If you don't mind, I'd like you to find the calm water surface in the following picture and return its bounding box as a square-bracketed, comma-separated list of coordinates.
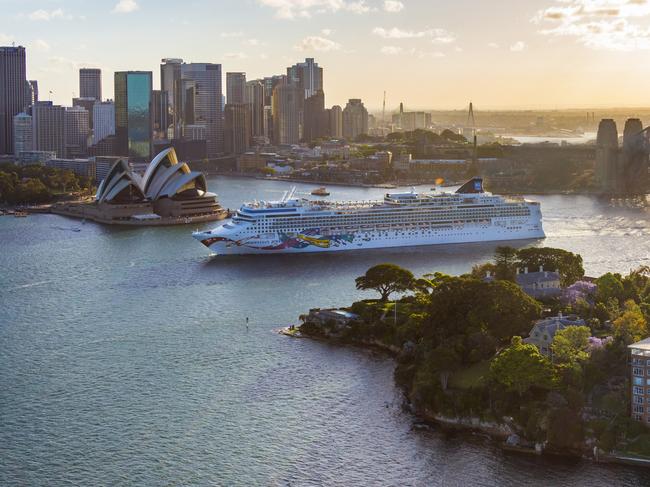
[2, 177, 650, 486]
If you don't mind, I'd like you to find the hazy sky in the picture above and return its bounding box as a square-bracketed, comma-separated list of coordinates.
[3, 0, 650, 110]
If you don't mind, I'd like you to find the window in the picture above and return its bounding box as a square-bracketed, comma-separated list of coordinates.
[634, 386, 645, 395]
[634, 368, 644, 377]
[633, 405, 645, 413]
[634, 395, 645, 404]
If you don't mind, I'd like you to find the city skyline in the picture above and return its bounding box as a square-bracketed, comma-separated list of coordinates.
[4, 0, 650, 110]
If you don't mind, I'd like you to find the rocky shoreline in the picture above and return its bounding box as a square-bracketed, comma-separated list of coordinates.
[281, 325, 650, 467]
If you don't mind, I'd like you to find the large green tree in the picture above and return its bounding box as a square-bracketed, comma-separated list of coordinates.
[551, 325, 591, 365]
[494, 246, 518, 281]
[355, 264, 415, 301]
[613, 300, 648, 345]
[490, 336, 554, 396]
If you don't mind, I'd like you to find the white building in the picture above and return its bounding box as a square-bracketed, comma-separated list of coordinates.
[13, 112, 32, 156]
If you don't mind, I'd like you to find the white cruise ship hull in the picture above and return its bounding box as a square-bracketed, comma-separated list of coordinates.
[193, 221, 545, 255]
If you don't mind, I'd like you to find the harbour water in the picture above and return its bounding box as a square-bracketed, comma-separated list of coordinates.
[2, 177, 650, 486]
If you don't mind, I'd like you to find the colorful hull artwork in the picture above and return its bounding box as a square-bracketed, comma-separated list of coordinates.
[200, 230, 355, 251]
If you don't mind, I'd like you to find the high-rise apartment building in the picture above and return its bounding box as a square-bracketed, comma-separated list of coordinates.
[65, 105, 90, 158]
[13, 112, 32, 156]
[287, 58, 323, 99]
[79, 68, 102, 100]
[226, 72, 246, 104]
[32, 101, 66, 158]
[342, 99, 368, 141]
[329, 105, 343, 139]
[114, 71, 152, 160]
[0, 46, 27, 155]
[224, 103, 251, 155]
[272, 83, 301, 145]
[245, 80, 265, 138]
[72, 97, 96, 130]
[180, 63, 223, 157]
[93, 101, 115, 144]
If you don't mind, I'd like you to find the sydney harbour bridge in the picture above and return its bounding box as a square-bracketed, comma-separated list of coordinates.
[596, 118, 650, 195]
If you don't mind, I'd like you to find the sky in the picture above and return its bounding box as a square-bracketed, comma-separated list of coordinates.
[3, 0, 650, 110]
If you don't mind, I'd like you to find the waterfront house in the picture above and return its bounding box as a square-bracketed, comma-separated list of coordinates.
[629, 338, 650, 425]
[484, 266, 562, 299]
[302, 308, 359, 331]
[516, 267, 562, 299]
[524, 313, 586, 357]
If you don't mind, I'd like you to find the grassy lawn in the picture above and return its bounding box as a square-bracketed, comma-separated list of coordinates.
[449, 360, 491, 390]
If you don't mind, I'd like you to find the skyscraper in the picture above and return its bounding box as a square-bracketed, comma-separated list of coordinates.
[152, 90, 168, 139]
[342, 99, 368, 141]
[180, 63, 223, 157]
[224, 103, 251, 155]
[272, 83, 301, 145]
[226, 72, 246, 104]
[303, 90, 327, 143]
[0, 46, 27, 155]
[329, 105, 343, 139]
[245, 80, 265, 138]
[79, 68, 102, 100]
[114, 71, 152, 160]
[160, 58, 183, 138]
[32, 101, 66, 157]
[93, 101, 115, 144]
[13, 112, 32, 156]
[287, 58, 323, 99]
[65, 105, 90, 158]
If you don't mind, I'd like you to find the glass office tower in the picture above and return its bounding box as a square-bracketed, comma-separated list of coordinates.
[114, 71, 152, 160]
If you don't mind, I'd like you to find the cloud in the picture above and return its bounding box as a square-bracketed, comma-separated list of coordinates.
[510, 41, 526, 51]
[321, 28, 333, 36]
[243, 38, 264, 46]
[380, 45, 403, 55]
[225, 52, 248, 59]
[535, 0, 650, 50]
[112, 0, 139, 14]
[221, 31, 244, 38]
[27, 8, 70, 21]
[373, 26, 455, 43]
[381, 46, 445, 58]
[383, 0, 404, 12]
[487, 42, 499, 48]
[33, 39, 51, 52]
[295, 35, 342, 51]
[257, 0, 371, 19]
[0, 33, 14, 44]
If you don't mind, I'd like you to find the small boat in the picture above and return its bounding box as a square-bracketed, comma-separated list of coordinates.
[14, 211, 28, 218]
[311, 187, 330, 197]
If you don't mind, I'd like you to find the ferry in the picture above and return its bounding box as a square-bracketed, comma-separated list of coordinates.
[311, 187, 330, 197]
[192, 178, 545, 255]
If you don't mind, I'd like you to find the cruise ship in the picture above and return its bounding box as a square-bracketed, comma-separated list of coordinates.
[192, 178, 544, 255]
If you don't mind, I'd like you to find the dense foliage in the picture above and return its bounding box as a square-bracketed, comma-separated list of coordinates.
[0, 163, 93, 204]
[302, 246, 650, 456]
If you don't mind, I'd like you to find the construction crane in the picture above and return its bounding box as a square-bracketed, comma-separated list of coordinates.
[382, 91, 386, 128]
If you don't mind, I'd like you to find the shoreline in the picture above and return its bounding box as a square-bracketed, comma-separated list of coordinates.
[279, 325, 650, 468]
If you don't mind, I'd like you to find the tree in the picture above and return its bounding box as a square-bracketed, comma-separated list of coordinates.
[428, 345, 461, 391]
[490, 336, 554, 396]
[595, 273, 625, 305]
[552, 325, 591, 365]
[494, 246, 518, 281]
[517, 247, 584, 287]
[613, 300, 648, 345]
[355, 264, 415, 302]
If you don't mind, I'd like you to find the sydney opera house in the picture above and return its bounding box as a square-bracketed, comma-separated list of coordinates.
[54, 148, 227, 225]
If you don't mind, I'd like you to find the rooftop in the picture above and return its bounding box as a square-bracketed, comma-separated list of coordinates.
[629, 337, 650, 351]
